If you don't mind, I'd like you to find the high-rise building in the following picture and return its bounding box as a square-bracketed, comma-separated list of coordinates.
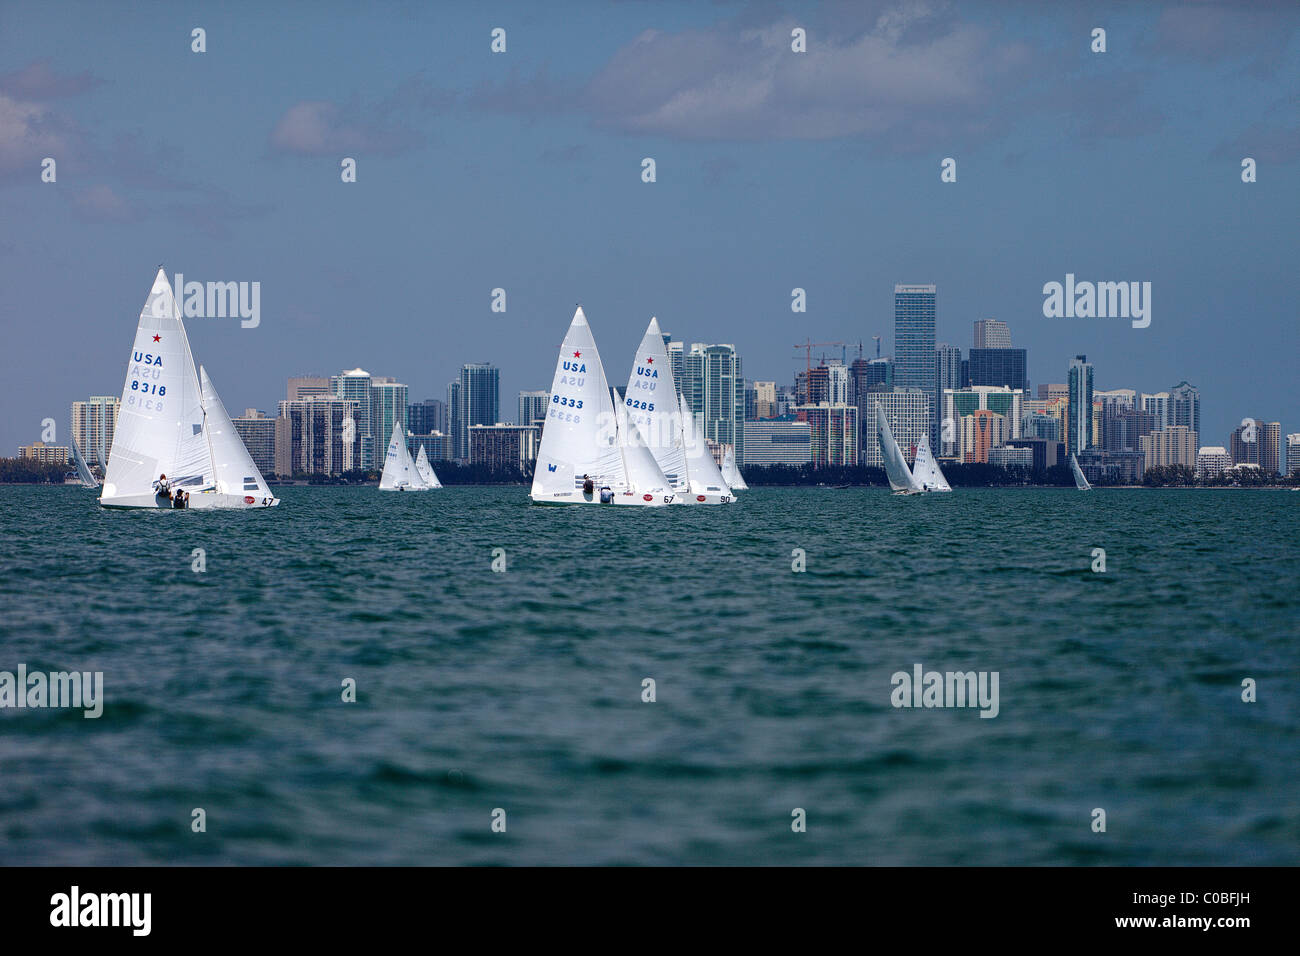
[451, 364, 500, 461]
[863, 390, 930, 468]
[231, 409, 280, 477]
[1141, 426, 1198, 472]
[1067, 355, 1094, 455]
[1230, 419, 1282, 474]
[407, 432, 449, 462]
[942, 386, 1023, 457]
[1169, 381, 1200, 437]
[743, 419, 811, 466]
[408, 399, 448, 437]
[1141, 392, 1170, 431]
[1101, 404, 1156, 453]
[958, 409, 1011, 464]
[973, 318, 1011, 349]
[1287, 434, 1300, 478]
[751, 382, 777, 420]
[287, 376, 331, 401]
[1196, 447, 1232, 479]
[796, 403, 858, 467]
[278, 397, 362, 475]
[935, 345, 963, 441]
[469, 423, 539, 471]
[1038, 383, 1068, 403]
[894, 284, 936, 443]
[988, 445, 1032, 469]
[370, 379, 409, 457]
[968, 348, 1028, 392]
[332, 368, 374, 468]
[1095, 388, 1137, 410]
[827, 364, 849, 406]
[678, 343, 744, 466]
[71, 395, 119, 468]
[517, 390, 549, 430]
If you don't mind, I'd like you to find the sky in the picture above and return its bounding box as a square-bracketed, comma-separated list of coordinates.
[1, 0, 1297, 455]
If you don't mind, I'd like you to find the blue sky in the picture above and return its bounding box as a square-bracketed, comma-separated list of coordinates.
[1, 0, 1297, 454]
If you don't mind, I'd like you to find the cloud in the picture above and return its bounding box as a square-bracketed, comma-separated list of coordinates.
[1148, 1, 1299, 78]
[0, 92, 79, 179]
[269, 99, 423, 156]
[68, 184, 136, 222]
[0, 58, 102, 100]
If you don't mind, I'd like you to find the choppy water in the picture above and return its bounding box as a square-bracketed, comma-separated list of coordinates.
[1, 485, 1297, 865]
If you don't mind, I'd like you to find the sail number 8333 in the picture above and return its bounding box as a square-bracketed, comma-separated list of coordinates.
[550, 393, 584, 424]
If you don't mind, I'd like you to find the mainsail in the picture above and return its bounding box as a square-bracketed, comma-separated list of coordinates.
[414, 444, 442, 489]
[379, 420, 425, 490]
[876, 403, 922, 493]
[911, 433, 951, 492]
[530, 307, 625, 504]
[1070, 453, 1092, 491]
[70, 436, 98, 487]
[721, 444, 748, 491]
[613, 388, 673, 504]
[624, 317, 689, 494]
[679, 394, 732, 502]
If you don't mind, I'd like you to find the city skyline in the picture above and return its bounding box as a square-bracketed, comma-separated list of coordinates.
[1, 2, 1297, 459]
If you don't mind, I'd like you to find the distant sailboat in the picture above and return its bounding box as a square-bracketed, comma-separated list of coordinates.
[414, 444, 442, 489]
[530, 307, 670, 506]
[911, 433, 951, 492]
[100, 268, 278, 509]
[379, 421, 428, 491]
[875, 403, 923, 494]
[721, 444, 748, 492]
[1070, 453, 1092, 491]
[70, 436, 98, 487]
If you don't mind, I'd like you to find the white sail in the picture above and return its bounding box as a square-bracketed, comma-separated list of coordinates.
[414, 444, 442, 489]
[720, 444, 748, 491]
[1070, 453, 1092, 491]
[70, 436, 98, 487]
[911, 433, 951, 492]
[199, 366, 274, 501]
[614, 389, 673, 505]
[624, 317, 689, 493]
[876, 402, 922, 493]
[101, 268, 215, 507]
[679, 393, 732, 502]
[379, 420, 424, 490]
[530, 307, 626, 504]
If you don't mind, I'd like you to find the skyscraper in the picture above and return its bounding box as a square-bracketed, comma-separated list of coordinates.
[287, 376, 331, 401]
[895, 284, 937, 443]
[408, 398, 448, 437]
[1286, 434, 1300, 477]
[968, 348, 1028, 392]
[517, 390, 549, 430]
[863, 390, 929, 468]
[935, 344, 963, 443]
[1230, 420, 1282, 474]
[71, 396, 119, 468]
[332, 368, 374, 467]
[1169, 381, 1201, 437]
[697, 344, 744, 465]
[370, 379, 409, 456]
[278, 397, 362, 475]
[1067, 355, 1094, 455]
[452, 363, 500, 461]
[973, 319, 1011, 349]
[231, 409, 280, 477]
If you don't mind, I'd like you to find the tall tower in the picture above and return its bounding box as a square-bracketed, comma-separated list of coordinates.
[455, 363, 500, 461]
[973, 319, 1011, 349]
[895, 284, 937, 443]
[1067, 355, 1094, 455]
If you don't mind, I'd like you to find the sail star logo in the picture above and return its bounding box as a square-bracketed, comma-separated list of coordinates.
[573, 351, 581, 358]
[645, 357, 652, 363]
[152, 335, 160, 342]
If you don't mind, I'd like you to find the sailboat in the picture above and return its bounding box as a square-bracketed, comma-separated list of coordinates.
[70, 436, 99, 487]
[100, 268, 279, 509]
[378, 421, 429, 491]
[1069, 453, 1092, 491]
[721, 444, 748, 492]
[414, 444, 442, 489]
[613, 389, 676, 504]
[530, 307, 672, 506]
[875, 403, 923, 495]
[910, 433, 951, 492]
[679, 394, 733, 504]
[623, 316, 729, 505]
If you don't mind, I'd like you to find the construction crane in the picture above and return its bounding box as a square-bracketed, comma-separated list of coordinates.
[792, 339, 847, 375]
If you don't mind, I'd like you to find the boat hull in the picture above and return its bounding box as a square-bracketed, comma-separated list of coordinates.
[672, 490, 733, 505]
[99, 491, 280, 509]
[529, 490, 673, 507]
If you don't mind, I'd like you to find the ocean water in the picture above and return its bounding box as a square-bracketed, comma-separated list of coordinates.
[0, 485, 1296, 866]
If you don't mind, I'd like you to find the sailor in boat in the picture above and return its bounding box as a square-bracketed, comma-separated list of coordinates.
[582, 474, 594, 495]
[599, 486, 614, 504]
[153, 473, 173, 503]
